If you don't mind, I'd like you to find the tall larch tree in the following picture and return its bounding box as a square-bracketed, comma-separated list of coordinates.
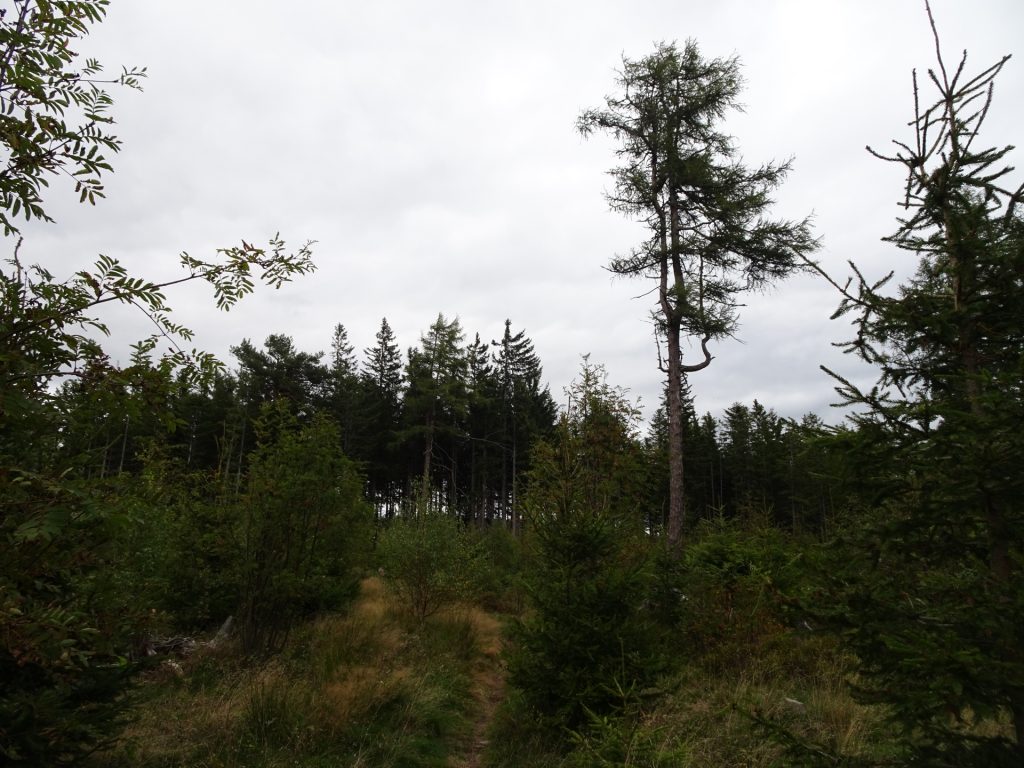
[579, 41, 817, 553]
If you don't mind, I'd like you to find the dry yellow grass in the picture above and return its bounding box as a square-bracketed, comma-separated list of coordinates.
[320, 665, 413, 729]
[109, 575, 498, 767]
[451, 604, 502, 659]
[354, 576, 388, 617]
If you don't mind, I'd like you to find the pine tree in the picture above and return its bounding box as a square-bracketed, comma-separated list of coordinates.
[231, 334, 327, 415]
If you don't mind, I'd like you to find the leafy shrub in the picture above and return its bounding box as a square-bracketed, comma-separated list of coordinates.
[0, 471, 142, 765]
[237, 405, 371, 654]
[377, 513, 484, 623]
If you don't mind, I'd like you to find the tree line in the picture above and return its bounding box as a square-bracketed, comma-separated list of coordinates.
[74, 311, 849, 536]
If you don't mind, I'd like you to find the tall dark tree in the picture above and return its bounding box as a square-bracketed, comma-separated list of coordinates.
[227, 335, 326, 487]
[748, 401, 789, 522]
[360, 318, 404, 517]
[327, 323, 360, 454]
[168, 369, 238, 472]
[808, 8, 1024, 762]
[464, 332, 501, 525]
[362, 318, 404, 397]
[579, 41, 818, 553]
[722, 403, 758, 517]
[492, 320, 556, 531]
[403, 314, 468, 512]
[721, 401, 788, 519]
[784, 414, 847, 534]
[232, 334, 327, 413]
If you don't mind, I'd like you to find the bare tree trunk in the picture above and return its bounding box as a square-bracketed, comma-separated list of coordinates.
[664, 321, 685, 553]
[662, 191, 713, 555]
[117, 414, 129, 474]
[657, 182, 686, 555]
[420, 399, 436, 513]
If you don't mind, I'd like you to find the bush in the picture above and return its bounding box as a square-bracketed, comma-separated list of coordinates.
[377, 513, 484, 622]
[237, 406, 371, 654]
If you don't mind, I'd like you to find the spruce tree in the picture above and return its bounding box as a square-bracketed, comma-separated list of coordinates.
[510, 358, 655, 731]
[360, 318, 404, 517]
[492, 320, 556, 532]
[327, 323, 360, 454]
[464, 332, 501, 525]
[809, 7, 1024, 762]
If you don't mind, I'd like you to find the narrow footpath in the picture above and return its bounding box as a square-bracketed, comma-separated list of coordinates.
[450, 609, 506, 768]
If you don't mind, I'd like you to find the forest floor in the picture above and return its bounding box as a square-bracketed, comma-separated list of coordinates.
[101, 576, 504, 768]
[449, 606, 506, 768]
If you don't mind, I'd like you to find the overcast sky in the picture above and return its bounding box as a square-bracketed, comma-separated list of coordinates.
[19, 0, 1024, 426]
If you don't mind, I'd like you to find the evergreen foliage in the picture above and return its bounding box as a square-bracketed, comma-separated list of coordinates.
[579, 40, 818, 551]
[404, 314, 469, 510]
[490, 320, 557, 531]
[360, 318, 405, 517]
[5, 3, 1020, 763]
[805, 9, 1024, 762]
[509, 359, 658, 734]
[464, 332, 502, 526]
[327, 323, 361, 454]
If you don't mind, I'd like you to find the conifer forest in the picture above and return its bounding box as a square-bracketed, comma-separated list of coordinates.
[1, 2, 1022, 766]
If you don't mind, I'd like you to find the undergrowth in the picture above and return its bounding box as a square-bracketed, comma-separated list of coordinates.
[484, 521, 895, 767]
[100, 577, 483, 768]
[486, 631, 890, 768]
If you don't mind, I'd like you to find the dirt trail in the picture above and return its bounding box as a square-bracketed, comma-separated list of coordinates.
[450, 610, 507, 768]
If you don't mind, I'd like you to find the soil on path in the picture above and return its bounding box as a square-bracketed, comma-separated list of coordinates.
[449, 609, 507, 768]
